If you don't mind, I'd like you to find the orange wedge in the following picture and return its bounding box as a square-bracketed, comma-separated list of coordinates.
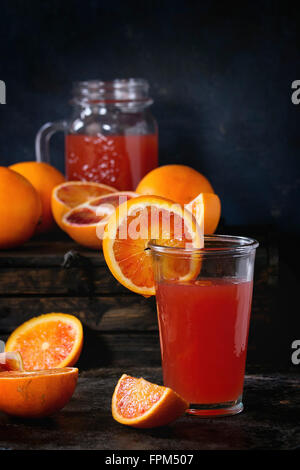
[0, 352, 24, 372]
[5, 313, 83, 370]
[51, 181, 117, 229]
[61, 191, 138, 249]
[112, 374, 189, 428]
[103, 195, 203, 296]
[186, 192, 221, 234]
[0, 367, 78, 418]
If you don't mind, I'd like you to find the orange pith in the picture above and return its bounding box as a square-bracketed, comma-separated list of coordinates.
[61, 191, 138, 249]
[0, 367, 78, 418]
[112, 374, 189, 428]
[51, 181, 117, 229]
[187, 192, 221, 234]
[5, 313, 83, 370]
[103, 195, 203, 296]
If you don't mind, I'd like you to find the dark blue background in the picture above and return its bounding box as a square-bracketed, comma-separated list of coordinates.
[0, 0, 299, 234]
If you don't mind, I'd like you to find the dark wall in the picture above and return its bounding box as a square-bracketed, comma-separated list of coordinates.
[0, 0, 299, 233]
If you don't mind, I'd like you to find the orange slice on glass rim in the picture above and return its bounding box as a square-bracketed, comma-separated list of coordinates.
[5, 313, 83, 370]
[112, 374, 189, 428]
[186, 192, 221, 234]
[61, 191, 138, 249]
[51, 181, 117, 229]
[102, 195, 203, 296]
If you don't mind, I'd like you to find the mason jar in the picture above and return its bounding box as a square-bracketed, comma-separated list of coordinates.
[35, 79, 158, 190]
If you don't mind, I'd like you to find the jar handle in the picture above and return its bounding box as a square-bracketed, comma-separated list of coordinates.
[35, 121, 68, 164]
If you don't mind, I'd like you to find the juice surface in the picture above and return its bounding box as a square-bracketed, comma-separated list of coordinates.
[155, 278, 253, 404]
[65, 134, 158, 190]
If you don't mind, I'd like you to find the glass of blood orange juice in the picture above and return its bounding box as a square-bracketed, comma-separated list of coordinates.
[36, 79, 158, 190]
[150, 235, 259, 417]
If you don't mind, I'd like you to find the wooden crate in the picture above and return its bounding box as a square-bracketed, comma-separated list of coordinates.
[0, 228, 280, 371]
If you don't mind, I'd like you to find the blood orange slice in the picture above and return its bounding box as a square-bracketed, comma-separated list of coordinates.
[51, 181, 117, 229]
[112, 374, 189, 428]
[5, 313, 83, 370]
[186, 192, 221, 234]
[61, 191, 138, 249]
[103, 195, 203, 296]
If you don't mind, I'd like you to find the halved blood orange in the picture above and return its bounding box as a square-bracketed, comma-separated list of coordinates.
[0, 367, 78, 418]
[5, 313, 83, 370]
[112, 374, 189, 428]
[186, 192, 221, 234]
[102, 195, 203, 296]
[0, 352, 24, 372]
[51, 181, 117, 229]
[61, 191, 138, 249]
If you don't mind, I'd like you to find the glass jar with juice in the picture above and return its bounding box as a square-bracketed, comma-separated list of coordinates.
[35, 79, 158, 190]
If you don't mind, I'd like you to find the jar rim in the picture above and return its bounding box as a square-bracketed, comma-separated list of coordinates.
[149, 234, 259, 257]
[74, 78, 149, 90]
[72, 78, 152, 105]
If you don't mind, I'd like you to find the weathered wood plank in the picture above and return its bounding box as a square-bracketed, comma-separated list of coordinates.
[0, 228, 277, 297]
[0, 295, 158, 332]
[0, 289, 279, 370]
[78, 333, 162, 368]
[0, 290, 274, 332]
[0, 230, 271, 268]
[0, 266, 129, 295]
[0, 261, 276, 295]
[0, 239, 106, 267]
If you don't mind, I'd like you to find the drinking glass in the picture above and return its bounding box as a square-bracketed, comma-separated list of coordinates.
[150, 235, 259, 417]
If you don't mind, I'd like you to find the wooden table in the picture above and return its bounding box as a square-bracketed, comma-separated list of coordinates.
[0, 368, 298, 450]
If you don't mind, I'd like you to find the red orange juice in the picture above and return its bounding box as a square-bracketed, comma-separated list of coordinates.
[65, 134, 158, 190]
[156, 278, 253, 406]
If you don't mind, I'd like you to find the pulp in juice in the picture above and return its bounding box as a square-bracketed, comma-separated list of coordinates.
[65, 133, 158, 190]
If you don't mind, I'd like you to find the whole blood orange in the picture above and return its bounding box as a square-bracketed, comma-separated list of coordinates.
[10, 161, 66, 234]
[112, 374, 189, 428]
[136, 164, 214, 206]
[0, 368, 78, 418]
[51, 181, 117, 229]
[5, 313, 83, 370]
[0, 167, 41, 249]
